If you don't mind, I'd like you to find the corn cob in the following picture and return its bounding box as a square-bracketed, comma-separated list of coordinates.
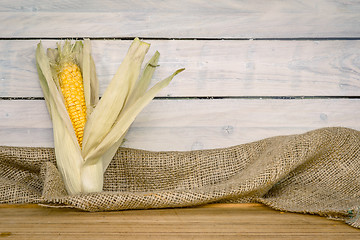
[59, 61, 87, 148]
[36, 38, 184, 195]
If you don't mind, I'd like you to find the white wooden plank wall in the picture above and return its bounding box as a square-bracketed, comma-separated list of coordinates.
[1, 0, 360, 38]
[0, 0, 359, 151]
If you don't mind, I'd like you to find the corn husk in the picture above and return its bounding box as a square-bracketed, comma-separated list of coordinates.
[36, 38, 184, 195]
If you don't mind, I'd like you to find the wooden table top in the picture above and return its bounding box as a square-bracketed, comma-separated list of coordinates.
[1, 203, 359, 239]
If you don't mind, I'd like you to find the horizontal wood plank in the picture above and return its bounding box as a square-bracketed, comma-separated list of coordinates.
[0, 203, 358, 239]
[1, 40, 360, 98]
[0, 99, 359, 150]
[1, 0, 360, 38]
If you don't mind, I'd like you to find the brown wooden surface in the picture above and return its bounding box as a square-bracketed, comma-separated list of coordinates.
[0, 203, 359, 239]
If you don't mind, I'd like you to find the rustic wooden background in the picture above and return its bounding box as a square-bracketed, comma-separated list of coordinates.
[1, 0, 360, 238]
[0, 0, 360, 151]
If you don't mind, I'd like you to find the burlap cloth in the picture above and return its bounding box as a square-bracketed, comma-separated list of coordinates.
[1, 127, 360, 228]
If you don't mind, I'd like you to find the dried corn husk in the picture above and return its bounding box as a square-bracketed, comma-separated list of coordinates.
[36, 38, 184, 195]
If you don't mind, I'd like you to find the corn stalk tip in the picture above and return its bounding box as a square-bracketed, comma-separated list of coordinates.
[175, 68, 185, 74]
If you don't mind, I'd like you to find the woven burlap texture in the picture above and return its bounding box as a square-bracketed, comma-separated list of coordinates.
[1, 127, 360, 228]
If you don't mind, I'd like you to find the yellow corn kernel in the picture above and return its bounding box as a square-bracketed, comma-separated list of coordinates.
[59, 62, 87, 148]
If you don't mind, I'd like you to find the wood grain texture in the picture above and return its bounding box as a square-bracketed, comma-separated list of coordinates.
[1, 40, 360, 98]
[1, 99, 359, 150]
[0, 203, 358, 239]
[1, 0, 360, 38]
[1, 0, 360, 236]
